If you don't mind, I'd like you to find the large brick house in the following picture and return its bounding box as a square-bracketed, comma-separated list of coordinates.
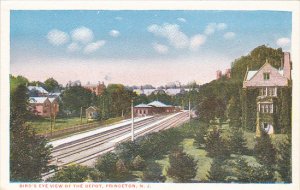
[29, 97, 59, 117]
[83, 82, 106, 96]
[243, 52, 291, 136]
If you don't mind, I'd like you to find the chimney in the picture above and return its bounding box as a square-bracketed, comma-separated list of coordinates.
[283, 52, 291, 80]
[216, 70, 222, 80]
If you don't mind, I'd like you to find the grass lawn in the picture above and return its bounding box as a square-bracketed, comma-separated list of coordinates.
[181, 138, 212, 182]
[155, 138, 212, 182]
[27, 116, 123, 134]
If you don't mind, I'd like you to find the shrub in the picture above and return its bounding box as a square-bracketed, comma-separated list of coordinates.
[142, 162, 166, 182]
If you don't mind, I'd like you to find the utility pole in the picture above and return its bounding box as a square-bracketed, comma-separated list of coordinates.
[50, 102, 53, 137]
[189, 98, 191, 119]
[80, 107, 83, 124]
[131, 99, 134, 141]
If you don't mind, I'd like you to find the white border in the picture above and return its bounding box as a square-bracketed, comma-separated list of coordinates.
[1, 1, 300, 190]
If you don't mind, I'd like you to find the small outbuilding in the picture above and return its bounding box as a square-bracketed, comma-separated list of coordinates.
[86, 106, 99, 121]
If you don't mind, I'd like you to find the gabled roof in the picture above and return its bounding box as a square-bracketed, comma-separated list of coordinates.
[243, 62, 288, 88]
[147, 100, 169, 108]
[29, 97, 49, 104]
[27, 86, 49, 94]
[48, 97, 58, 103]
[86, 106, 99, 111]
[134, 103, 152, 108]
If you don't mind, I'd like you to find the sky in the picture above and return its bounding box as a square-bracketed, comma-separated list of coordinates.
[10, 10, 292, 87]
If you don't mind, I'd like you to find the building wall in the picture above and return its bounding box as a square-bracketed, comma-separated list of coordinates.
[243, 64, 288, 88]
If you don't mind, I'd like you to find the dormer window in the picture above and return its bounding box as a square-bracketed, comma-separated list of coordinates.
[263, 72, 270, 80]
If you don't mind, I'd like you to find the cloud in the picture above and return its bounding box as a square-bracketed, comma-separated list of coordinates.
[223, 32, 236, 40]
[84, 40, 106, 54]
[177, 18, 186, 23]
[152, 43, 169, 54]
[276, 37, 290, 47]
[204, 23, 227, 35]
[147, 23, 189, 49]
[190, 34, 207, 51]
[71, 26, 94, 44]
[47, 29, 69, 46]
[67, 42, 81, 52]
[109, 30, 120, 37]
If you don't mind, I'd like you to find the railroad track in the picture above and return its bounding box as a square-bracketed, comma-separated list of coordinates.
[42, 111, 189, 180]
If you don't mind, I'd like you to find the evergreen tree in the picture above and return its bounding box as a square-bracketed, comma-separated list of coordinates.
[10, 85, 54, 182]
[167, 148, 197, 182]
[194, 124, 208, 148]
[94, 152, 118, 181]
[205, 128, 230, 158]
[142, 162, 166, 182]
[48, 165, 101, 182]
[207, 158, 227, 182]
[227, 96, 242, 129]
[132, 155, 146, 170]
[228, 128, 248, 155]
[254, 131, 276, 168]
[114, 159, 130, 181]
[254, 131, 276, 181]
[234, 157, 274, 183]
[276, 136, 292, 183]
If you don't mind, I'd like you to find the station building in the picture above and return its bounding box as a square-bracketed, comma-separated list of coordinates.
[134, 100, 177, 116]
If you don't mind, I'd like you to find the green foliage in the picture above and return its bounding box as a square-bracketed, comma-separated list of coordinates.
[10, 85, 54, 182]
[194, 124, 208, 148]
[115, 141, 140, 165]
[131, 155, 146, 170]
[10, 75, 29, 93]
[48, 165, 101, 182]
[44, 77, 60, 92]
[228, 128, 248, 155]
[278, 87, 292, 134]
[227, 96, 242, 129]
[231, 45, 283, 81]
[242, 89, 259, 131]
[115, 159, 131, 181]
[207, 158, 227, 182]
[61, 86, 93, 115]
[94, 152, 118, 181]
[276, 136, 292, 183]
[233, 157, 274, 183]
[254, 131, 276, 171]
[142, 162, 165, 182]
[205, 128, 230, 159]
[167, 148, 197, 182]
[196, 96, 226, 122]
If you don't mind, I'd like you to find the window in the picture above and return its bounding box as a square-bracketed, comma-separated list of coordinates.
[259, 103, 273, 113]
[263, 72, 270, 80]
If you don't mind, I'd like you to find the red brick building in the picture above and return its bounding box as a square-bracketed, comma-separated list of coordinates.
[29, 97, 59, 117]
[83, 82, 106, 96]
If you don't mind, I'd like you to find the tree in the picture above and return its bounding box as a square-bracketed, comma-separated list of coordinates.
[115, 141, 140, 166]
[10, 85, 54, 182]
[207, 158, 227, 182]
[94, 152, 118, 181]
[254, 131, 276, 168]
[61, 85, 93, 115]
[205, 128, 230, 158]
[44, 77, 60, 92]
[227, 96, 242, 129]
[132, 155, 146, 170]
[276, 136, 292, 182]
[194, 124, 208, 148]
[228, 128, 248, 155]
[234, 157, 274, 183]
[167, 148, 197, 182]
[114, 159, 131, 181]
[196, 96, 226, 122]
[48, 165, 101, 182]
[10, 75, 29, 93]
[142, 162, 166, 182]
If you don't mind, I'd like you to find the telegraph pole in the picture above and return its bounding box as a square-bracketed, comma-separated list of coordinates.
[189, 98, 191, 119]
[80, 107, 83, 124]
[131, 99, 134, 141]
